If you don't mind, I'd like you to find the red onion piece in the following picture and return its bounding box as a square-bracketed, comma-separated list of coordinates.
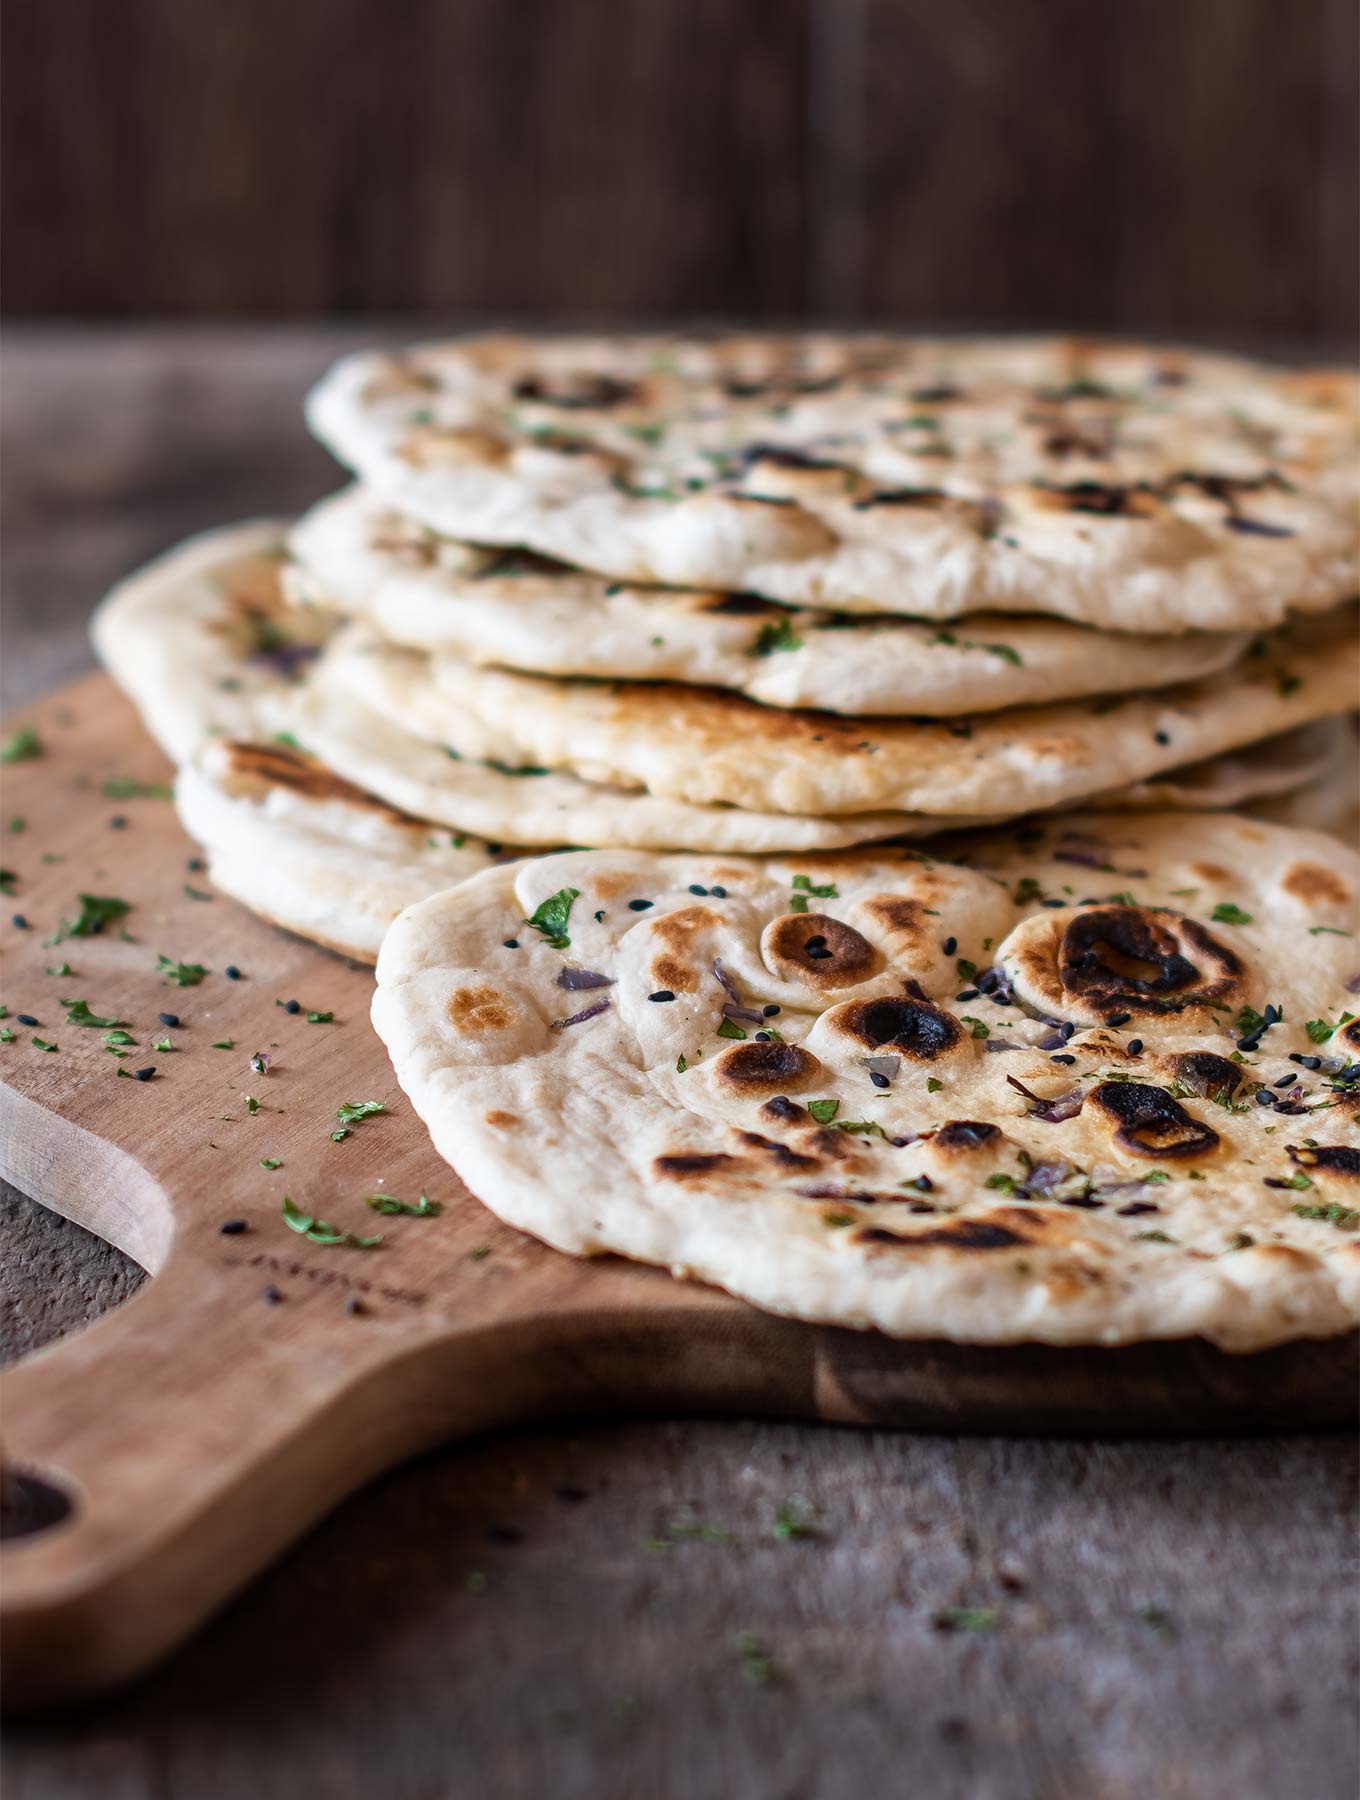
[712, 958, 743, 1003]
[1006, 1072, 1084, 1122]
[722, 1001, 766, 1025]
[556, 967, 615, 991]
[553, 999, 611, 1030]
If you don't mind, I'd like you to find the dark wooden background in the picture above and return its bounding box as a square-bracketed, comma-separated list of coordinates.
[4, 0, 1356, 342]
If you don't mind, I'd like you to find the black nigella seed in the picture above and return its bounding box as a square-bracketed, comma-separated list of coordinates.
[555, 1484, 589, 1504]
[710, 886, 727, 898]
[262, 1284, 284, 1305]
[158, 1012, 180, 1028]
[133, 1066, 155, 1081]
[755, 1031, 772, 1041]
[12, 915, 28, 930]
[1290, 1053, 1322, 1070]
[284, 999, 301, 1014]
[762, 1004, 781, 1017]
[807, 946, 833, 960]
[869, 1071, 891, 1089]
[218, 1219, 247, 1235]
[484, 843, 503, 856]
[905, 1175, 934, 1193]
[804, 934, 827, 949]
[1104, 1012, 1132, 1028]
[628, 899, 653, 912]
[1127, 1038, 1144, 1055]
[108, 815, 127, 829]
[16, 1013, 38, 1026]
[1040, 898, 1066, 909]
[1116, 1201, 1159, 1216]
[1154, 731, 1170, 746]
[503, 938, 519, 949]
[1236, 1036, 1261, 1053]
[187, 857, 205, 872]
[345, 1295, 366, 1316]
[1049, 1053, 1077, 1065]
[1274, 1072, 1298, 1087]
[648, 990, 676, 1003]
[955, 989, 979, 1002]
[688, 884, 708, 896]
[225, 965, 242, 980]
[941, 936, 957, 956]
[1254, 1089, 1274, 1106]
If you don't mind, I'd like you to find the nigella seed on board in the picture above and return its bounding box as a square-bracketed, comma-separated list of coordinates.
[159, 1012, 180, 1028]
[16, 1013, 38, 1026]
[262, 1284, 284, 1304]
[503, 938, 519, 949]
[218, 1219, 247, 1235]
[12, 915, 28, 930]
[225, 965, 242, 980]
[133, 1066, 155, 1081]
[284, 999, 301, 1014]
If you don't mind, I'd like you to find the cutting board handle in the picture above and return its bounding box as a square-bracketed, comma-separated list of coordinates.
[0, 1237, 552, 1709]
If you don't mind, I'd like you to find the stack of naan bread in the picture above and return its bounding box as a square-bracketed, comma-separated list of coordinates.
[94, 335, 1360, 1349]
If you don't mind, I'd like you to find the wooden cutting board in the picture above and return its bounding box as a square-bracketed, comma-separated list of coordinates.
[2, 674, 1354, 1709]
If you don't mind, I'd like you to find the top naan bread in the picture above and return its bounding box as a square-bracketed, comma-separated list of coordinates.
[372, 810, 1360, 1351]
[307, 334, 1360, 635]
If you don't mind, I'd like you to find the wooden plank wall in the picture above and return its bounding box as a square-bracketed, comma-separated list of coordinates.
[3, 0, 1355, 340]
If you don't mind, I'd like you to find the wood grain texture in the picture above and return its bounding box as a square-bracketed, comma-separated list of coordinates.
[5, 673, 1353, 1709]
[4, 0, 1355, 338]
[3, 329, 1358, 1795]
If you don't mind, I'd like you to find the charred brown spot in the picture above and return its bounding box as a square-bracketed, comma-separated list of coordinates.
[648, 905, 719, 947]
[853, 1219, 1026, 1251]
[223, 741, 419, 825]
[653, 1152, 737, 1180]
[1340, 1019, 1360, 1055]
[853, 487, 948, 510]
[733, 1131, 821, 1171]
[834, 995, 963, 1062]
[650, 954, 698, 994]
[764, 912, 879, 987]
[1089, 1082, 1220, 1160]
[933, 1121, 1000, 1152]
[1038, 480, 1158, 517]
[1288, 1144, 1360, 1179]
[797, 1184, 919, 1206]
[513, 373, 637, 409]
[448, 985, 513, 1033]
[1059, 907, 1239, 1015]
[483, 1110, 519, 1129]
[761, 1095, 807, 1124]
[1281, 862, 1351, 907]
[715, 1040, 821, 1095]
[1163, 1052, 1242, 1099]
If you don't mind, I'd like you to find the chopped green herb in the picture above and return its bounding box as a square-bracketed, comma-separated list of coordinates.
[211, 1039, 234, 1049]
[1292, 1202, 1359, 1231]
[807, 1098, 840, 1125]
[273, 730, 301, 749]
[524, 886, 580, 949]
[31, 1036, 57, 1052]
[1135, 1230, 1176, 1244]
[1012, 876, 1042, 906]
[156, 954, 206, 986]
[7, 817, 25, 833]
[260, 1157, 282, 1170]
[306, 1011, 333, 1024]
[926, 1076, 943, 1093]
[1135, 1603, 1176, 1638]
[1, 727, 41, 764]
[772, 1497, 818, 1541]
[1210, 901, 1253, 925]
[716, 1016, 747, 1040]
[932, 1607, 999, 1634]
[45, 962, 72, 977]
[152, 1037, 175, 1053]
[336, 1099, 386, 1125]
[675, 1054, 688, 1073]
[0, 1027, 13, 1043]
[960, 1016, 991, 1039]
[53, 893, 130, 941]
[1308, 925, 1353, 938]
[1305, 1015, 1352, 1043]
[365, 1193, 441, 1217]
[749, 619, 804, 657]
[245, 1095, 261, 1115]
[836, 1119, 881, 1137]
[102, 778, 172, 800]
[184, 884, 213, 902]
[985, 1173, 1019, 1194]
[733, 1631, 774, 1686]
[102, 1029, 136, 1047]
[280, 1195, 381, 1249]
[791, 874, 838, 898]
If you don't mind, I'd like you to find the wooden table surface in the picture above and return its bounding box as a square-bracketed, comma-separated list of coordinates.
[2, 325, 1356, 1800]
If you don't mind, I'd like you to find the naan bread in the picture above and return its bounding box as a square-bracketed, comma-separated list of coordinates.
[175, 739, 518, 962]
[90, 521, 332, 761]
[288, 484, 1251, 715]
[320, 611, 1358, 817]
[372, 812, 1360, 1350]
[306, 334, 1359, 634]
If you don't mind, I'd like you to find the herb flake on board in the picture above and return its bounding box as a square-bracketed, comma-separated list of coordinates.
[281, 1195, 381, 1249]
